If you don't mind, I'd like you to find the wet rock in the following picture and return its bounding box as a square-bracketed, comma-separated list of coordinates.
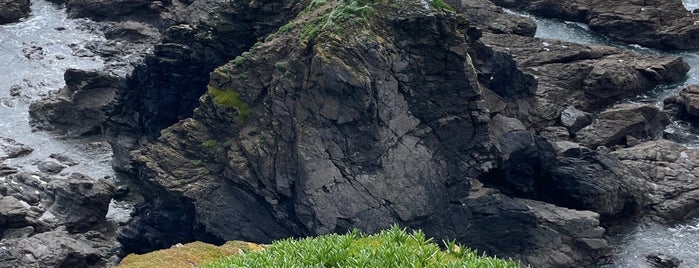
[664, 85, 699, 123]
[613, 140, 699, 224]
[0, 0, 30, 24]
[0, 164, 18, 176]
[50, 153, 79, 166]
[552, 141, 588, 157]
[2, 226, 34, 239]
[538, 126, 570, 141]
[64, 0, 166, 22]
[37, 160, 66, 175]
[548, 147, 649, 219]
[490, 0, 699, 50]
[104, 21, 161, 42]
[646, 252, 682, 268]
[431, 192, 609, 268]
[575, 104, 670, 149]
[0, 230, 116, 268]
[48, 173, 116, 233]
[479, 33, 688, 129]
[561, 106, 592, 132]
[0, 137, 33, 160]
[29, 69, 123, 136]
[455, 0, 537, 36]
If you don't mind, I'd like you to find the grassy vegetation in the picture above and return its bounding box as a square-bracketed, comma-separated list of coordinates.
[300, 0, 384, 41]
[199, 226, 520, 268]
[430, 0, 455, 12]
[207, 85, 250, 122]
[117, 241, 264, 268]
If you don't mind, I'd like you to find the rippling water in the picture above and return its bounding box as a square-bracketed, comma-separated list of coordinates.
[509, 3, 699, 267]
[0, 0, 114, 179]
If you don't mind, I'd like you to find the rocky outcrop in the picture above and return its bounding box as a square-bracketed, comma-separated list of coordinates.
[490, 0, 699, 50]
[0, 172, 117, 267]
[29, 69, 123, 136]
[62, 0, 169, 23]
[0, 137, 33, 161]
[575, 104, 670, 149]
[103, 0, 309, 170]
[117, 2, 616, 267]
[0, 230, 116, 268]
[451, 0, 537, 36]
[0, 0, 30, 25]
[475, 33, 687, 129]
[664, 85, 699, 123]
[613, 140, 699, 225]
[425, 191, 608, 267]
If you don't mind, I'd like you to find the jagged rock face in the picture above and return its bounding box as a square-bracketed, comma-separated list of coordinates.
[575, 104, 670, 149]
[103, 0, 308, 170]
[477, 33, 688, 129]
[0, 172, 117, 267]
[665, 85, 699, 125]
[452, 0, 537, 36]
[29, 69, 123, 136]
[490, 0, 699, 50]
[0, 0, 30, 25]
[123, 3, 608, 267]
[613, 140, 699, 225]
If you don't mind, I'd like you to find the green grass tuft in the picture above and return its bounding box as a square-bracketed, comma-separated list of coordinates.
[208, 86, 250, 122]
[199, 225, 520, 268]
[431, 0, 455, 12]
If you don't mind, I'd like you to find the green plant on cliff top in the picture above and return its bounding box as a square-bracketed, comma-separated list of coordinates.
[300, 0, 383, 41]
[431, 0, 455, 12]
[208, 86, 250, 122]
[199, 225, 520, 268]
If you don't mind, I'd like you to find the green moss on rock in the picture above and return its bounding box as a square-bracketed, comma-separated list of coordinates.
[207, 85, 250, 122]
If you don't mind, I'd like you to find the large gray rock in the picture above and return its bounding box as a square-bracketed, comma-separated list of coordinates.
[48, 173, 116, 233]
[576, 104, 670, 149]
[452, 0, 537, 36]
[548, 146, 650, 218]
[427, 192, 609, 268]
[612, 140, 699, 224]
[479, 33, 688, 129]
[0, 0, 30, 24]
[664, 85, 699, 123]
[561, 106, 592, 132]
[29, 69, 122, 136]
[0, 230, 116, 268]
[0, 172, 117, 267]
[490, 0, 699, 50]
[0, 137, 33, 161]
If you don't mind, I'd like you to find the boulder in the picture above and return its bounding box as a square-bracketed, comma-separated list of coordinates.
[37, 160, 66, 175]
[429, 192, 609, 268]
[490, 0, 699, 50]
[547, 146, 650, 219]
[48, 173, 116, 233]
[664, 85, 699, 123]
[29, 69, 122, 136]
[0, 137, 33, 160]
[561, 106, 592, 132]
[646, 252, 682, 268]
[576, 104, 670, 149]
[0, 0, 30, 25]
[63, 0, 167, 22]
[612, 140, 699, 224]
[454, 0, 537, 36]
[0, 230, 116, 268]
[478, 33, 688, 129]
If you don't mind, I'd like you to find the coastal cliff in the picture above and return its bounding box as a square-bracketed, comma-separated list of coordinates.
[13, 0, 699, 267]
